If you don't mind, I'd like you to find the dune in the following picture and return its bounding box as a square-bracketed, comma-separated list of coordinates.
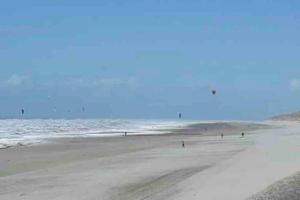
[272, 111, 300, 121]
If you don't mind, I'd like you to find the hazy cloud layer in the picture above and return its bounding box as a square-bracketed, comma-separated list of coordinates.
[6, 74, 30, 86]
[289, 79, 300, 90]
[1, 74, 138, 91]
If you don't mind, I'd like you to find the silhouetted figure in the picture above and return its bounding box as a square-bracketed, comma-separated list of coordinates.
[179, 113, 182, 119]
[182, 141, 185, 148]
[212, 90, 217, 95]
[21, 109, 25, 115]
[221, 133, 224, 139]
[124, 132, 127, 136]
[241, 132, 245, 137]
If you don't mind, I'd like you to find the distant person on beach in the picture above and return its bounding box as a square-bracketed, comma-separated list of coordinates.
[124, 132, 127, 136]
[241, 132, 245, 137]
[182, 141, 185, 148]
[221, 133, 224, 139]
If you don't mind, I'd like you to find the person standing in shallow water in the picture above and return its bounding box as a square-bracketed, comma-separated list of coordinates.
[182, 141, 185, 148]
[221, 133, 224, 139]
[241, 132, 245, 137]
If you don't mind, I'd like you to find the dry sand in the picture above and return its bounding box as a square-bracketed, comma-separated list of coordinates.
[0, 121, 299, 200]
[248, 172, 300, 200]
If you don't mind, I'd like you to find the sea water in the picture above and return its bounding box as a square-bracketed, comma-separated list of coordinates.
[0, 119, 196, 148]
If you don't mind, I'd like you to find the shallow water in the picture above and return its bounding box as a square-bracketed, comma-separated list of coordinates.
[0, 119, 197, 148]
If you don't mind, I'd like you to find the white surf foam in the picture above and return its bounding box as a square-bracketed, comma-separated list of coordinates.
[0, 119, 197, 148]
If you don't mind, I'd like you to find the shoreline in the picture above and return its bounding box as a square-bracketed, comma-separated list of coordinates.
[1, 121, 299, 200]
[0, 121, 272, 177]
[0, 120, 271, 150]
[0, 135, 250, 199]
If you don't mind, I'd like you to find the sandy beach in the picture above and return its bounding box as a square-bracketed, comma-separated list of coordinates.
[0, 121, 299, 200]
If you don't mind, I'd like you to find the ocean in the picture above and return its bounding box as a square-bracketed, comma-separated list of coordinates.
[0, 119, 197, 148]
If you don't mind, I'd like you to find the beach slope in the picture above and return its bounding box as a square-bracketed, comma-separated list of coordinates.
[0, 121, 299, 200]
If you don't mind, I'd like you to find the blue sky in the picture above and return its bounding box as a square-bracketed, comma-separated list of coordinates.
[1, 0, 300, 119]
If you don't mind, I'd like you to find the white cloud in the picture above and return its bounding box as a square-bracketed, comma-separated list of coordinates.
[92, 78, 123, 87]
[6, 74, 29, 86]
[1, 75, 138, 91]
[289, 79, 300, 90]
[56, 77, 138, 89]
[93, 77, 138, 88]
[62, 78, 86, 87]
